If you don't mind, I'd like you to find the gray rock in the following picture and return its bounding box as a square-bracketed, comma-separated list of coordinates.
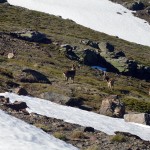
[99, 95, 125, 118]
[124, 113, 150, 125]
[40, 92, 83, 107]
[17, 69, 51, 84]
[98, 42, 114, 53]
[14, 87, 28, 96]
[123, 1, 145, 11]
[10, 30, 51, 43]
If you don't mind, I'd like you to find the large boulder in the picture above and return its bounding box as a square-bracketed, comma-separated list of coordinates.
[13, 87, 28, 96]
[10, 30, 51, 43]
[16, 69, 51, 84]
[40, 92, 83, 107]
[82, 49, 108, 66]
[124, 113, 150, 125]
[5, 101, 29, 111]
[80, 39, 99, 49]
[123, 1, 145, 11]
[98, 42, 114, 53]
[99, 95, 125, 118]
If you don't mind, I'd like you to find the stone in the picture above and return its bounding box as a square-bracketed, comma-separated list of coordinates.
[84, 127, 95, 132]
[18, 69, 51, 84]
[14, 87, 28, 96]
[98, 42, 114, 53]
[40, 92, 83, 107]
[10, 30, 51, 44]
[124, 113, 150, 125]
[99, 95, 125, 118]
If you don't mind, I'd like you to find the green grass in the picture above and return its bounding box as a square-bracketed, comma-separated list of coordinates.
[110, 134, 127, 142]
[0, 3, 150, 114]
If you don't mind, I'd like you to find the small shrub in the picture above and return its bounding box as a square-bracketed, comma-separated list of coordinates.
[111, 134, 126, 142]
[34, 123, 51, 132]
[71, 130, 85, 139]
[53, 132, 67, 141]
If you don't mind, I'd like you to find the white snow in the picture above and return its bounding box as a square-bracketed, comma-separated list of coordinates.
[1, 92, 150, 143]
[7, 0, 150, 47]
[0, 110, 78, 150]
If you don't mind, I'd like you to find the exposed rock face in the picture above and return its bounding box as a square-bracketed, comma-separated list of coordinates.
[99, 95, 125, 118]
[98, 42, 114, 53]
[17, 69, 51, 84]
[40, 92, 83, 107]
[80, 39, 99, 49]
[10, 30, 51, 43]
[14, 87, 28, 96]
[5, 101, 29, 111]
[123, 1, 145, 11]
[124, 113, 150, 125]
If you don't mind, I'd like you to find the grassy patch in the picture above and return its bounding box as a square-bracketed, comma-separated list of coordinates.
[53, 132, 67, 141]
[110, 134, 127, 142]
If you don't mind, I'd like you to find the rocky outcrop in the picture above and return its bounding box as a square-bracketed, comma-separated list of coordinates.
[16, 69, 51, 84]
[99, 95, 125, 118]
[99, 42, 114, 53]
[80, 39, 99, 49]
[40, 92, 83, 106]
[10, 30, 51, 43]
[124, 113, 150, 125]
[123, 1, 145, 11]
[5, 101, 29, 112]
[13, 87, 28, 96]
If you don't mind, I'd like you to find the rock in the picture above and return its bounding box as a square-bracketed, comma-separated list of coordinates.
[124, 113, 150, 125]
[66, 97, 83, 107]
[99, 95, 125, 118]
[10, 30, 51, 44]
[5, 101, 29, 111]
[80, 39, 99, 49]
[40, 92, 83, 107]
[17, 69, 51, 84]
[114, 51, 126, 58]
[84, 127, 95, 132]
[14, 87, 28, 96]
[79, 105, 93, 111]
[98, 42, 114, 53]
[123, 1, 145, 11]
[7, 52, 14, 59]
[83, 49, 107, 66]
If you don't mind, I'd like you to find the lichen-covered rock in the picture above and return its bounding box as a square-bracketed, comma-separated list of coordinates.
[124, 113, 150, 125]
[99, 95, 125, 118]
[10, 30, 51, 43]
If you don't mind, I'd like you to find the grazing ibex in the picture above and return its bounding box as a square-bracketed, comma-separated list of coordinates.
[63, 64, 79, 83]
[103, 72, 115, 90]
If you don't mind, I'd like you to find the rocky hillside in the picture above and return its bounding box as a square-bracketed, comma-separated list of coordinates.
[0, 1, 150, 149]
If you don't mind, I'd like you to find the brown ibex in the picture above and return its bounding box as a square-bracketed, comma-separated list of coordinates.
[63, 64, 79, 83]
[103, 71, 115, 90]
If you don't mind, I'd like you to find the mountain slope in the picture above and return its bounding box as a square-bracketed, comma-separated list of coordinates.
[7, 0, 150, 47]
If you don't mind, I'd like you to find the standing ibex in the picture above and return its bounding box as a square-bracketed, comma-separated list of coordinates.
[63, 64, 79, 83]
[103, 71, 115, 90]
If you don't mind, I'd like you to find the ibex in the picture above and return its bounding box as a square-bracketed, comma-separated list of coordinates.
[63, 64, 79, 83]
[103, 72, 115, 90]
